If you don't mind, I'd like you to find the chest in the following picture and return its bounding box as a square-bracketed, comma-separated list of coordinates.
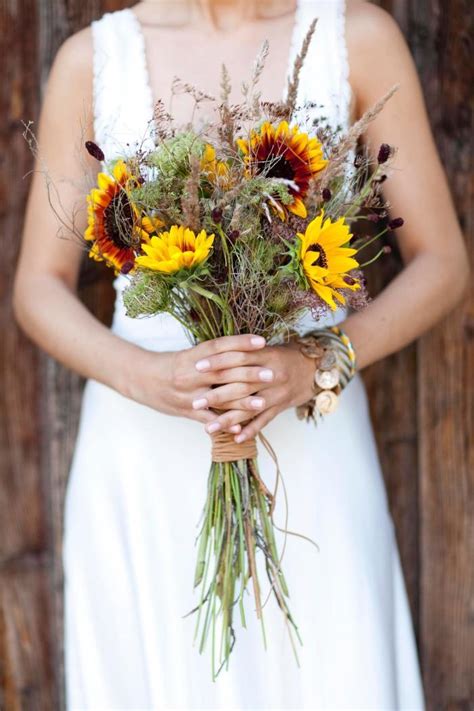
[137, 16, 297, 127]
[91, 2, 353, 155]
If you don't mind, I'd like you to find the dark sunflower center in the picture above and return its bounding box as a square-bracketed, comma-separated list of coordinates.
[308, 243, 328, 269]
[260, 154, 295, 182]
[104, 190, 134, 249]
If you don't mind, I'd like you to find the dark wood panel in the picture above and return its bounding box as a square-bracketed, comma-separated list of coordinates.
[0, 0, 57, 706]
[0, 565, 57, 710]
[373, 1, 473, 706]
[0, 1, 114, 708]
[407, 0, 473, 706]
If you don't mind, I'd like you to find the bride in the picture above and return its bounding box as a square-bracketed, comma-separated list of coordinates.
[13, 0, 467, 709]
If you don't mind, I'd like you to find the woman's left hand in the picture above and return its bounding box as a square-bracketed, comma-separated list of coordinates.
[192, 342, 315, 442]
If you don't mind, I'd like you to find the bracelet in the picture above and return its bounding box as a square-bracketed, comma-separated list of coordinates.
[291, 325, 357, 423]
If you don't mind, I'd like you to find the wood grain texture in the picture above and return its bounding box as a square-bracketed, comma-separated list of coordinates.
[374, 0, 474, 705]
[0, 0, 472, 709]
[409, 1, 473, 706]
[0, 0, 59, 707]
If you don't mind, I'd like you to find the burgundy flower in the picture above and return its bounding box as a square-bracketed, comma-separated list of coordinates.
[388, 217, 404, 230]
[85, 140, 105, 162]
[377, 143, 391, 164]
[120, 260, 135, 275]
[211, 207, 223, 224]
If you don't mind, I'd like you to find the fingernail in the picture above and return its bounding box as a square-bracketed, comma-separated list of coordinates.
[192, 398, 208, 410]
[259, 369, 273, 382]
[195, 359, 211, 371]
[206, 422, 221, 433]
[250, 397, 264, 409]
[235, 433, 247, 443]
[250, 336, 265, 347]
[229, 424, 241, 433]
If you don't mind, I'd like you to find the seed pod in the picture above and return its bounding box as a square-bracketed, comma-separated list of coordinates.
[85, 140, 105, 162]
[211, 207, 223, 223]
[120, 260, 134, 275]
[388, 217, 404, 230]
[377, 143, 391, 164]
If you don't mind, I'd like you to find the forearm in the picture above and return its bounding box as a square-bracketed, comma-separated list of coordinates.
[340, 251, 468, 370]
[13, 274, 145, 395]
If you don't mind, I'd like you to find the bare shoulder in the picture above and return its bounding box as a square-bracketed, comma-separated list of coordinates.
[44, 25, 94, 106]
[344, 1, 419, 110]
[39, 24, 95, 146]
[345, 0, 403, 38]
[53, 24, 93, 72]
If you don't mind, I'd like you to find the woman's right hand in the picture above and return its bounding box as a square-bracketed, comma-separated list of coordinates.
[123, 334, 271, 431]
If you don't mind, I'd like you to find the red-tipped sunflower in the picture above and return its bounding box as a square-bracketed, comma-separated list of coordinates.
[237, 120, 327, 219]
[85, 159, 161, 274]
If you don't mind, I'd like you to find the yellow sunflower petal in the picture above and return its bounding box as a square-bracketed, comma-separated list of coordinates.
[289, 197, 307, 219]
[135, 225, 213, 274]
[327, 256, 360, 273]
[309, 281, 340, 310]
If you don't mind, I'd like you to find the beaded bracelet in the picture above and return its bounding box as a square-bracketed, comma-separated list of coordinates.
[292, 325, 357, 423]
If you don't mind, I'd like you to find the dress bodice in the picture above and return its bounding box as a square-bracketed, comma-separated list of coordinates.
[90, 0, 354, 351]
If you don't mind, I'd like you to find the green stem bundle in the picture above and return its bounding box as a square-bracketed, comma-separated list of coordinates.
[187, 456, 301, 680]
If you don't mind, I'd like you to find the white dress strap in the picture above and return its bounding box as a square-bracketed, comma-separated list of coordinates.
[90, 9, 155, 165]
[288, 0, 353, 132]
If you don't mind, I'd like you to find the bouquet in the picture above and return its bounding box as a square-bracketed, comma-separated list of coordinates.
[24, 19, 402, 679]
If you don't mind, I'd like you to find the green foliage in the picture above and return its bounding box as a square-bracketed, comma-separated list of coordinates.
[130, 133, 206, 224]
[149, 132, 205, 176]
[122, 271, 171, 317]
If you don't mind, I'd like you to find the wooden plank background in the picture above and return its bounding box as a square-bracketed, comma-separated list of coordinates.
[0, 0, 472, 708]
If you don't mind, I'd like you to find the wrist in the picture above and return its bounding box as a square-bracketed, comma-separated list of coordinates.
[287, 342, 316, 406]
[289, 325, 357, 422]
[336, 317, 366, 371]
[109, 338, 166, 401]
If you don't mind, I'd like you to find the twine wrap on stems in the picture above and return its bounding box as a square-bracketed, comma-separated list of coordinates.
[210, 430, 258, 462]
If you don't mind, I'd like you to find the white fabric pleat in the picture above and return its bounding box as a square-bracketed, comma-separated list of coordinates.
[63, 2, 426, 708]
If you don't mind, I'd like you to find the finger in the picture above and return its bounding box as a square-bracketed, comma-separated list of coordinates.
[218, 385, 284, 414]
[191, 407, 243, 433]
[234, 406, 281, 443]
[186, 408, 217, 425]
[205, 409, 253, 434]
[192, 382, 261, 410]
[207, 365, 275, 385]
[193, 334, 266, 364]
[194, 349, 267, 374]
[215, 394, 268, 412]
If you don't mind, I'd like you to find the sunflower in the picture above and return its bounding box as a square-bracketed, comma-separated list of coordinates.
[135, 225, 215, 275]
[237, 120, 327, 219]
[85, 159, 158, 274]
[200, 143, 231, 188]
[137, 214, 166, 243]
[297, 210, 361, 310]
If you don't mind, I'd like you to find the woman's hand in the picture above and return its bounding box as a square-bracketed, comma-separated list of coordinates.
[124, 334, 272, 429]
[192, 342, 315, 441]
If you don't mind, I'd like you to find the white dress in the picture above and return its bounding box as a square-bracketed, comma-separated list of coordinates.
[62, 2, 426, 709]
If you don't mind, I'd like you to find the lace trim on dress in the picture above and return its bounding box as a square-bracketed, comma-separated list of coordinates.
[282, 0, 354, 133]
[123, 8, 155, 132]
[335, 0, 352, 129]
[90, 16, 112, 163]
[284, 0, 304, 100]
[91, 9, 157, 170]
